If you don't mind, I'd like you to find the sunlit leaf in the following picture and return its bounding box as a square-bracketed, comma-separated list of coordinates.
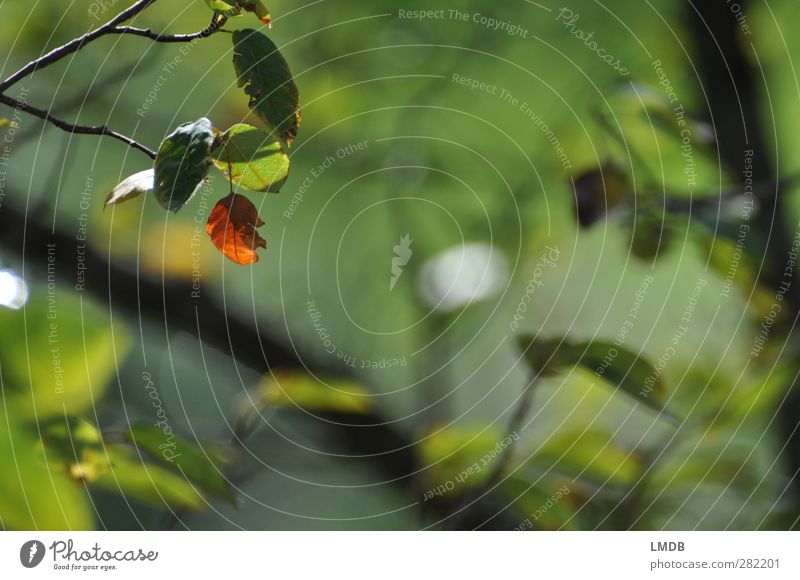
[104, 168, 154, 209]
[0, 411, 93, 530]
[518, 336, 672, 417]
[242, 1, 271, 26]
[206, 192, 267, 265]
[127, 423, 235, 503]
[534, 430, 642, 488]
[92, 446, 206, 511]
[0, 292, 131, 420]
[212, 123, 289, 192]
[232, 29, 300, 145]
[154, 117, 216, 212]
[418, 425, 511, 491]
[502, 477, 579, 530]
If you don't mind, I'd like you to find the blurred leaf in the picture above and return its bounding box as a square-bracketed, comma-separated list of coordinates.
[571, 163, 629, 228]
[260, 371, 372, 413]
[126, 423, 235, 503]
[212, 123, 289, 192]
[0, 411, 93, 530]
[93, 446, 206, 511]
[534, 430, 642, 488]
[206, 192, 267, 264]
[502, 477, 579, 530]
[154, 117, 216, 212]
[41, 417, 107, 482]
[519, 336, 672, 417]
[104, 168, 154, 209]
[242, 1, 271, 26]
[0, 292, 131, 420]
[232, 29, 300, 145]
[629, 210, 673, 262]
[203, 0, 242, 15]
[418, 425, 510, 490]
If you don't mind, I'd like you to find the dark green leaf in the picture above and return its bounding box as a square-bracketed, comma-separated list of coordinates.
[127, 423, 235, 503]
[212, 123, 289, 192]
[154, 117, 216, 212]
[93, 445, 206, 511]
[232, 29, 300, 145]
[518, 336, 672, 417]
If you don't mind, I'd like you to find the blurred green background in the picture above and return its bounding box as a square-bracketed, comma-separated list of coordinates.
[1, 0, 800, 530]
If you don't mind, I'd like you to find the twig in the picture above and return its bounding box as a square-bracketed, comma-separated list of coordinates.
[109, 14, 228, 43]
[0, 93, 156, 159]
[0, 3, 226, 160]
[0, 0, 158, 93]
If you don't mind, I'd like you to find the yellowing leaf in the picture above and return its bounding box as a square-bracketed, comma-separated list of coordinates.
[104, 168, 154, 209]
[206, 193, 266, 264]
[212, 123, 289, 192]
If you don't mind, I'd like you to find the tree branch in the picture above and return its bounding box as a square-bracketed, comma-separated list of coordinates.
[0, 93, 156, 159]
[0, 0, 158, 93]
[108, 14, 228, 43]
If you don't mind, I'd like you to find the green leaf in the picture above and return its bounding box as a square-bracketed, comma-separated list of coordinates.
[0, 411, 93, 530]
[92, 446, 206, 511]
[518, 336, 672, 417]
[0, 291, 131, 421]
[41, 417, 110, 484]
[203, 0, 242, 15]
[126, 423, 235, 504]
[232, 29, 301, 145]
[212, 123, 289, 192]
[104, 168, 154, 209]
[534, 430, 642, 488]
[154, 117, 216, 212]
[502, 477, 579, 530]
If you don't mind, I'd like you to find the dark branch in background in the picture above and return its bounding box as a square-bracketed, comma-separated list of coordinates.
[0, 0, 226, 160]
[688, 0, 800, 511]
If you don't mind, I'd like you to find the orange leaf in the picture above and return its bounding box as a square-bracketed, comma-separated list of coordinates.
[206, 193, 267, 265]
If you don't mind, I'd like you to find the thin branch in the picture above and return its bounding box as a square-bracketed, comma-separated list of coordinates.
[0, 93, 156, 159]
[109, 14, 228, 43]
[0, 0, 157, 93]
